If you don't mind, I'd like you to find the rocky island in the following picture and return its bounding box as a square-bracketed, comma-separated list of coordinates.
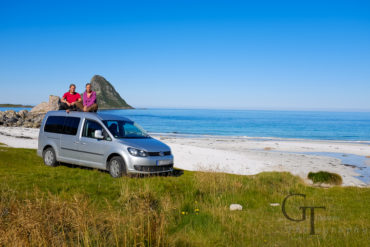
[90, 75, 132, 109]
[0, 75, 132, 128]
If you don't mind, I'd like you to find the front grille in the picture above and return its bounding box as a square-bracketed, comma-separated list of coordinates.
[148, 151, 171, 156]
[134, 164, 173, 172]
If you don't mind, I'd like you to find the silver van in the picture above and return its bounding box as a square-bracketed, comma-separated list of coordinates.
[37, 111, 174, 177]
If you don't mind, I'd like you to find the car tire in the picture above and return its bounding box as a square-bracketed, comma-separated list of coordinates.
[108, 156, 126, 178]
[43, 147, 57, 167]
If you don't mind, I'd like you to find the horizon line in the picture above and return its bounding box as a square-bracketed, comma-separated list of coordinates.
[2, 103, 370, 113]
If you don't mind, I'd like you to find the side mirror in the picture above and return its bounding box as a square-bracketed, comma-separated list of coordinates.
[94, 130, 104, 139]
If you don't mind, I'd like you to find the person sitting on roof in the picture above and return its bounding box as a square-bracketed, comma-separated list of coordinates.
[82, 83, 98, 112]
[59, 84, 83, 113]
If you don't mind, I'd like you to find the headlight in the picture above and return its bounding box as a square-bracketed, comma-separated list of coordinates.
[127, 147, 148, 157]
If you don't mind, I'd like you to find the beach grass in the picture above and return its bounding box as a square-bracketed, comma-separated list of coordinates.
[308, 171, 343, 185]
[0, 146, 369, 246]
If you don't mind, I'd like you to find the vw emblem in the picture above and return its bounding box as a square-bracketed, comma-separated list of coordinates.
[159, 152, 164, 156]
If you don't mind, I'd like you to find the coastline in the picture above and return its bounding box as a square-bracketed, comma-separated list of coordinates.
[1, 126, 369, 187]
[150, 131, 370, 144]
[0, 104, 33, 108]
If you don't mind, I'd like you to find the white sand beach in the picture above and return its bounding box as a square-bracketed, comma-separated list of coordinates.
[0, 126, 39, 148]
[1, 126, 369, 187]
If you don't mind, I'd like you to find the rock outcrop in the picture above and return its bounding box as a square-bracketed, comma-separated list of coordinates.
[0, 96, 60, 128]
[30, 95, 60, 113]
[90, 75, 133, 109]
[0, 110, 44, 128]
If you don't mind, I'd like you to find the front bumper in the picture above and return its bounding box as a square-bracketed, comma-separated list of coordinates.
[126, 154, 174, 174]
[134, 164, 173, 173]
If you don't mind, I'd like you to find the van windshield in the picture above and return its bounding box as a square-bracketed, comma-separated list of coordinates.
[102, 120, 150, 139]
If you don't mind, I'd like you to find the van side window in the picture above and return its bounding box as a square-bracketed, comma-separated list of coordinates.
[63, 117, 80, 135]
[82, 119, 104, 139]
[44, 116, 65, 134]
[44, 116, 80, 135]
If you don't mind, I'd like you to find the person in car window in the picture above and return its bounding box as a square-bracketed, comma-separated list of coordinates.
[59, 84, 83, 113]
[82, 83, 98, 112]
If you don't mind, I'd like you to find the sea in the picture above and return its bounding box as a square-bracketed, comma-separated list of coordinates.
[2, 107, 370, 141]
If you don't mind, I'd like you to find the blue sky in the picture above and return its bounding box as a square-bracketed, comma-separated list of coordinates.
[0, 0, 369, 110]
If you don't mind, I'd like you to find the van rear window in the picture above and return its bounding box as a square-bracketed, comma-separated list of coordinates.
[44, 116, 65, 133]
[63, 117, 80, 135]
[44, 116, 80, 135]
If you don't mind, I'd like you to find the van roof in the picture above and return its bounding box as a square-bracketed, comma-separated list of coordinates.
[45, 111, 133, 122]
[97, 113, 133, 122]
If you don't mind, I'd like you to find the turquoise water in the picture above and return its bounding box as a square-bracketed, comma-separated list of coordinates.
[103, 108, 370, 141]
[2, 107, 370, 141]
[0, 107, 32, 112]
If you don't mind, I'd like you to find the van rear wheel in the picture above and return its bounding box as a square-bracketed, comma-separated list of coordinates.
[43, 147, 57, 167]
[108, 156, 126, 178]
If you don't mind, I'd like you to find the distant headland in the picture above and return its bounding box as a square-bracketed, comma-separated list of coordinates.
[0, 104, 34, 108]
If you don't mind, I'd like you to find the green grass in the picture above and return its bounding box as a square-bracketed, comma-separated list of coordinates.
[308, 171, 343, 185]
[0, 146, 369, 246]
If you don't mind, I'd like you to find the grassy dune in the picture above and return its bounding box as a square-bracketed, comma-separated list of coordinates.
[0, 145, 369, 246]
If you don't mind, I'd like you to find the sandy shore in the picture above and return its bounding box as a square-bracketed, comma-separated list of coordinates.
[0, 126, 39, 148]
[1, 126, 369, 187]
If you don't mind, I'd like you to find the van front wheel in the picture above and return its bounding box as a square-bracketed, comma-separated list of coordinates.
[108, 156, 126, 178]
[43, 147, 57, 167]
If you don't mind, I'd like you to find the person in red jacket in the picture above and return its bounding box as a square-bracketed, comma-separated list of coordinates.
[59, 84, 83, 113]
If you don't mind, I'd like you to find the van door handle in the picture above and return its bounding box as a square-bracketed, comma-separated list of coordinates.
[73, 141, 79, 144]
